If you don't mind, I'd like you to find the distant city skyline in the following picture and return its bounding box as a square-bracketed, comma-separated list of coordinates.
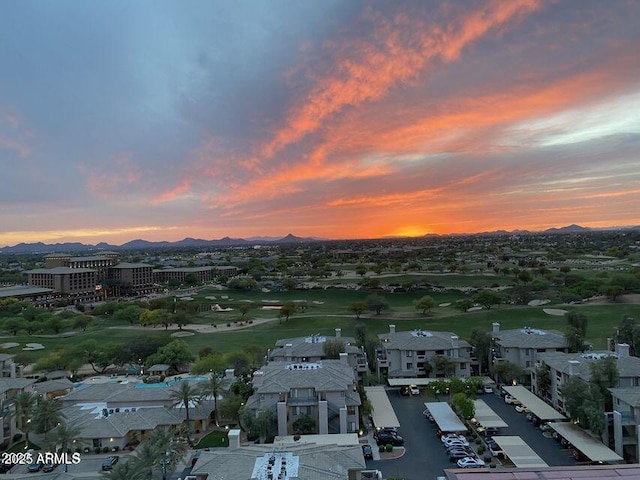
[1, 1, 639, 247]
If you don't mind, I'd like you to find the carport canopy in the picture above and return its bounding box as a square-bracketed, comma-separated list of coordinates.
[473, 399, 508, 428]
[548, 422, 623, 463]
[387, 378, 440, 387]
[364, 386, 400, 429]
[424, 402, 467, 433]
[503, 385, 567, 421]
[493, 436, 548, 467]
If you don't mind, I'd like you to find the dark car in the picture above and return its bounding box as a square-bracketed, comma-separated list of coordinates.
[375, 432, 404, 446]
[399, 386, 410, 396]
[448, 449, 476, 461]
[362, 444, 374, 460]
[27, 462, 43, 473]
[374, 427, 398, 439]
[478, 427, 499, 436]
[101, 455, 120, 471]
[42, 462, 57, 472]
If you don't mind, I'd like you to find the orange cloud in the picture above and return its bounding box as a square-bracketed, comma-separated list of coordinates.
[84, 152, 141, 199]
[0, 108, 34, 158]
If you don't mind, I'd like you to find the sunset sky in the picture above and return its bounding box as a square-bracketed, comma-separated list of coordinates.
[1, 0, 639, 246]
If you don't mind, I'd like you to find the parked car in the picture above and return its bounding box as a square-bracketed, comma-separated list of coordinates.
[448, 449, 476, 461]
[477, 427, 499, 437]
[515, 405, 530, 413]
[409, 385, 420, 395]
[374, 427, 398, 439]
[504, 395, 521, 405]
[443, 437, 470, 448]
[42, 462, 57, 473]
[456, 457, 486, 468]
[362, 444, 374, 460]
[399, 386, 410, 396]
[375, 432, 404, 446]
[483, 385, 494, 394]
[101, 456, 120, 471]
[441, 434, 466, 443]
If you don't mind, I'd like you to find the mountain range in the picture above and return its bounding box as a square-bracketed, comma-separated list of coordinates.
[0, 225, 637, 254]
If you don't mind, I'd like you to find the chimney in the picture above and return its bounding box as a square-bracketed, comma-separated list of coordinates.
[224, 368, 235, 379]
[617, 343, 630, 358]
[339, 352, 349, 365]
[285, 343, 293, 361]
[568, 360, 580, 376]
[335, 328, 341, 338]
[451, 335, 460, 357]
[252, 370, 265, 388]
[390, 324, 396, 334]
[492, 323, 500, 335]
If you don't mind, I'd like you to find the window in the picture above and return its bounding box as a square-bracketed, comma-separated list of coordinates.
[526, 361, 531, 368]
[460, 363, 467, 370]
[406, 362, 413, 370]
[525, 349, 532, 356]
[406, 351, 413, 357]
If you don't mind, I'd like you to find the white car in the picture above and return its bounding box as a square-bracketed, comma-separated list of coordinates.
[483, 385, 494, 394]
[515, 405, 530, 413]
[441, 434, 466, 443]
[457, 457, 486, 468]
[409, 385, 420, 395]
[504, 395, 521, 405]
[444, 438, 470, 448]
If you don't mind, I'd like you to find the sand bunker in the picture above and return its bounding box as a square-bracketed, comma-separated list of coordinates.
[205, 296, 217, 300]
[528, 299, 551, 306]
[543, 308, 568, 316]
[211, 304, 233, 312]
[312, 301, 324, 304]
[261, 306, 282, 310]
[262, 299, 281, 304]
[438, 302, 451, 307]
[172, 331, 195, 337]
[468, 306, 483, 312]
[0, 342, 20, 349]
[23, 343, 45, 351]
[179, 296, 194, 301]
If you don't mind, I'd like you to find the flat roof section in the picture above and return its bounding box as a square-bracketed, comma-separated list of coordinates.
[493, 436, 548, 468]
[424, 402, 467, 433]
[503, 385, 567, 421]
[364, 386, 400, 429]
[472, 400, 508, 428]
[387, 378, 440, 387]
[548, 422, 623, 463]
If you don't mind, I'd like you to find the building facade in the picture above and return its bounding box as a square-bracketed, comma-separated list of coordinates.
[376, 325, 472, 379]
[245, 357, 361, 437]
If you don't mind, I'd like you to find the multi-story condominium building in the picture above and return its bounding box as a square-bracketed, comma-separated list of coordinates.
[608, 386, 640, 463]
[533, 345, 640, 413]
[490, 322, 569, 372]
[267, 329, 368, 378]
[0, 354, 36, 447]
[153, 266, 215, 284]
[27, 267, 100, 302]
[106, 262, 154, 296]
[376, 325, 472, 379]
[245, 356, 361, 437]
[44, 253, 119, 283]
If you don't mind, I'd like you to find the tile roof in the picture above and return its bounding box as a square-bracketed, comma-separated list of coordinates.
[493, 328, 567, 349]
[539, 351, 640, 381]
[253, 360, 357, 393]
[378, 329, 471, 351]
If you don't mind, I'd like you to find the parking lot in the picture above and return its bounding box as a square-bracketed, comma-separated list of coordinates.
[368, 388, 580, 479]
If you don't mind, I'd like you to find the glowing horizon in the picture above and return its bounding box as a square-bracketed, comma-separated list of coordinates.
[1, 1, 639, 247]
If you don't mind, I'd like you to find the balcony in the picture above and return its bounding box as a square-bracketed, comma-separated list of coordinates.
[287, 394, 318, 406]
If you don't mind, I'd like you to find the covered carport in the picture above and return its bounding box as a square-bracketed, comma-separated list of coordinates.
[502, 386, 567, 421]
[548, 422, 623, 463]
[493, 436, 548, 467]
[473, 399, 508, 428]
[365, 386, 400, 429]
[387, 378, 439, 387]
[424, 402, 467, 433]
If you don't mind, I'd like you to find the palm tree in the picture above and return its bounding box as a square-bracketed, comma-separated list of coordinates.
[12, 391, 37, 443]
[169, 381, 201, 444]
[48, 420, 83, 454]
[32, 397, 65, 440]
[147, 429, 187, 480]
[198, 373, 224, 426]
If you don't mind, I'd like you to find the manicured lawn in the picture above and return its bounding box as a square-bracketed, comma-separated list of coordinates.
[195, 429, 229, 449]
[6, 440, 40, 453]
